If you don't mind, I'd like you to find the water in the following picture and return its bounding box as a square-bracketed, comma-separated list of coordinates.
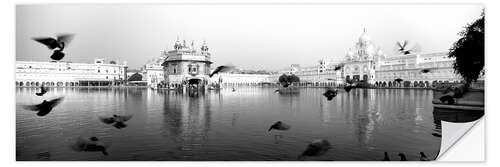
[16, 87, 460, 161]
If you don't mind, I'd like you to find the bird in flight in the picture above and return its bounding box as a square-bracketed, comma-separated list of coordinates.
[298, 139, 331, 160]
[268, 121, 291, 132]
[23, 97, 64, 116]
[420, 69, 431, 73]
[394, 78, 403, 83]
[323, 89, 338, 101]
[71, 136, 110, 155]
[99, 114, 133, 129]
[35, 85, 48, 96]
[33, 34, 74, 60]
[209, 65, 235, 77]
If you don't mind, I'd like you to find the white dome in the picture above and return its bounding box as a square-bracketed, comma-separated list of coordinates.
[358, 32, 371, 44]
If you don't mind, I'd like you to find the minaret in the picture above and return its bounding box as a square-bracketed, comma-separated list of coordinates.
[201, 40, 209, 54]
[174, 35, 181, 50]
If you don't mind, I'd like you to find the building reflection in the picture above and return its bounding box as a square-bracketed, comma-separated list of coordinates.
[432, 108, 484, 131]
[161, 91, 213, 150]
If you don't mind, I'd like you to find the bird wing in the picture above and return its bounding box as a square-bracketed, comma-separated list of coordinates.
[41, 86, 47, 93]
[46, 97, 64, 108]
[99, 116, 115, 124]
[210, 65, 235, 77]
[56, 34, 75, 45]
[33, 37, 59, 49]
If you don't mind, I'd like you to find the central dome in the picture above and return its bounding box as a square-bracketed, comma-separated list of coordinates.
[358, 31, 371, 44]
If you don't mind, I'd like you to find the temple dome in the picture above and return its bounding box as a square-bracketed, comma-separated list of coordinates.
[359, 31, 371, 44]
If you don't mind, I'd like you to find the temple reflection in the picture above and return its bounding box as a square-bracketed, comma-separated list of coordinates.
[161, 90, 213, 151]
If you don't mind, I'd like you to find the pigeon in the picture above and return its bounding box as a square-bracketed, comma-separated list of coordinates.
[209, 65, 235, 77]
[23, 97, 64, 116]
[268, 121, 291, 132]
[298, 139, 331, 159]
[323, 89, 338, 101]
[334, 64, 344, 71]
[420, 69, 431, 73]
[419, 152, 430, 161]
[99, 114, 133, 129]
[35, 86, 48, 96]
[71, 136, 110, 155]
[32, 34, 74, 60]
[382, 152, 390, 161]
[398, 153, 407, 161]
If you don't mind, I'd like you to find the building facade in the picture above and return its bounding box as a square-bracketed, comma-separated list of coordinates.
[16, 58, 127, 87]
[162, 38, 212, 88]
[278, 30, 462, 87]
[144, 54, 166, 87]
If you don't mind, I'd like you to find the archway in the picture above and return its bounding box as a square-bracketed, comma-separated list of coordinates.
[432, 80, 438, 87]
[19, 82, 23, 87]
[51, 82, 55, 86]
[414, 81, 419, 87]
[31, 82, 36, 87]
[425, 81, 430, 87]
[388, 82, 392, 87]
[403, 81, 411, 87]
[419, 81, 425, 87]
[36, 82, 40, 87]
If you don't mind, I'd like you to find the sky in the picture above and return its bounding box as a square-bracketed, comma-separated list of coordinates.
[16, 4, 483, 70]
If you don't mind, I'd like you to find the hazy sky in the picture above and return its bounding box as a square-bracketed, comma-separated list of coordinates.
[16, 4, 483, 70]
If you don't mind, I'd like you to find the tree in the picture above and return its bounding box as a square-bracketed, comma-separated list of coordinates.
[449, 11, 484, 83]
[279, 74, 300, 87]
[128, 72, 143, 81]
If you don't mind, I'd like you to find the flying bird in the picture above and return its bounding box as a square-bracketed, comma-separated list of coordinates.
[298, 139, 331, 159]
[420, 69, 431, 73]
[382, 152, 390, 161]
[334, 64, 344, 71]
[23, 97, 64, 116]
[32, 34, 74, 60]
[209, 65, 235, 77]
[397, 153, 407, 161]
[323, 89, 338, 101]
[396, 40, 421, 55]
[71, 136, 110, 155]
[268, 121, 291, 132]
[419, 152, 430, 161]
[35, 86, 48, 96]
[99, 114, 133, 129]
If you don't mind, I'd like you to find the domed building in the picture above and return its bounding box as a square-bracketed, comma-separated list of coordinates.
[161, 37, 213, 89]
[342, 29, 383, 84]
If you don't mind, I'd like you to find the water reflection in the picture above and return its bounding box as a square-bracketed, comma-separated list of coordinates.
[16, 87, 480, 161]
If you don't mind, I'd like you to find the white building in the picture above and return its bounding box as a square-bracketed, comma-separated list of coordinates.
[144, 53, 166, 87]
[209, 73, 273, 87]
[278, 29, 462, 88]
[16, 58, 127, 87]
[162, 38, 213, 89]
